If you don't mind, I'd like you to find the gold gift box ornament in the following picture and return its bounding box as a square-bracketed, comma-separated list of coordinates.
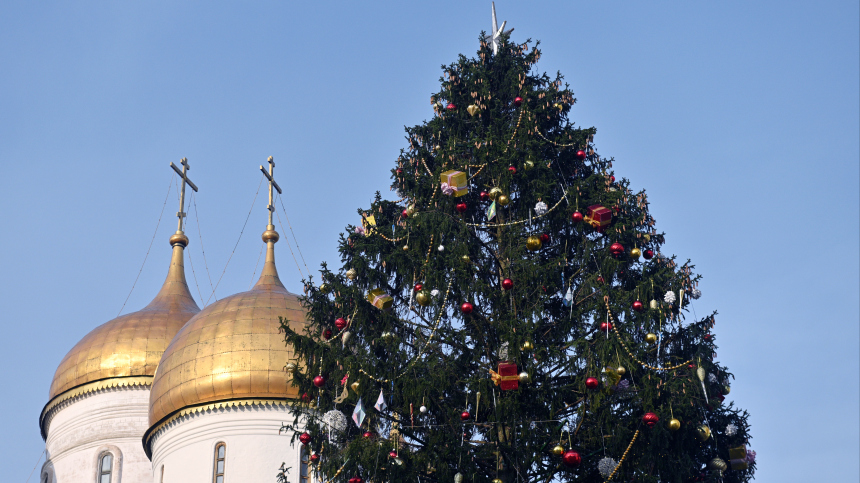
[366, 288, 393, 310]
[440, 170, 468, 197]
[362, 213, 377, 235]
[728, 445, 749, 470]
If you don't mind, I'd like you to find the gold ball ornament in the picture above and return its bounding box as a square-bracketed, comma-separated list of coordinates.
[381, 331, 396, 343]
[524, 160, 535, 171]
[345, 268, 357, 280]
[492, 479, 503, 483]
[723, 385, 731, 395]
[708, 457, 727, 473]
[645, 333, 658, 344]
[461, 254, 471, 263]
[518, 372, 530, 383]
[643, 234, 651, 242]
[403, 244, 409, 251]
[350, 381, 360, 392]
[415, 290, 432, 307]
[285, 362, 297, 375]
[551, 445, 565, 456]
[667, 418, 681, 431]
[526, 235, 542, 251]
[616, 366, 626, 376]
[553, 102, 564, 110]
[488, 187, 503, 200]
[630, 247, 641, 260]
[696, 424, 711, 441]
[405, 205, 416, 216]
[521, 341, 534, 351]
[497, 194, 510, 207]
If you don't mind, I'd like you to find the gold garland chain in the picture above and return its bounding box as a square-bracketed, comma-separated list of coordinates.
[603, 429, 639, 482]
[464, 196, 566, 227]
[358, 272, 454, 383]
[604, 300, 693, 371]
[535, 126, 580, 148]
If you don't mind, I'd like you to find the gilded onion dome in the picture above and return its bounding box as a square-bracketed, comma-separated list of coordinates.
[146, 226, 308, 436]
[40, 233, 200, 438]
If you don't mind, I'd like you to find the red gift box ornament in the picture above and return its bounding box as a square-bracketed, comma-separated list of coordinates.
[489, 362, 520, 390]
[584, 204, 612, 232]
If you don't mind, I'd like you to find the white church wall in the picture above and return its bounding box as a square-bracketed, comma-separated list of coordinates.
[149, 403, 308, 483]
[43, 385, 153, 483]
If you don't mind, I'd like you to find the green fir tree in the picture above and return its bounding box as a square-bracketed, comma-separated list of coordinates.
[281, 33, 754, 483]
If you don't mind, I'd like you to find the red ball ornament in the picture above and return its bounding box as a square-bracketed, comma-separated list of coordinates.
[597, 276, 605, 284]
[562, 450, 582, 467]
[539, 233, 550, 244]
[402, 209, 409, 218]
[609, 175, 616, 183]
[585, 377, 599, 389]
[480, 191, 490, 201]
[363, 431, 373, 438]
[414, 283, 423, 292]
[396, 168, 403, 175]
[389, 451, 398, 458]
[310, 453, 319, 462]
[610, 242, 624, 257]
[323, 329, 333, 340]
[301, 392, 311, 402]
[632, 300, 644, 312]
[571, 211, 583, 223]
[508, 166, 517, 174]
[600, 321, 613, 331]
[456, 202, 467, 213]
[575, 150, 587, 161]
[313, 375, 326, 387]
[460, 411, 471, 421]
[514, 96, 523, 107]
[643, 249, 654, 259]
[335, 317, 347, 330]
[299, 432, 312, 445]
[643, 412, 659, 428]
[501, 278, 514, 290]
[460, 302, 474, 314]
[446, 103, 456, 110]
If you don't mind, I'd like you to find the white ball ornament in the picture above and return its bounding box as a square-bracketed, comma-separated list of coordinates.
[437, 244, 445, 252]
[419, 405, 428, 413]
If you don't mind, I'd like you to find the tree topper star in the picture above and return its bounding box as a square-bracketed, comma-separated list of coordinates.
[483, 2, 514, 55]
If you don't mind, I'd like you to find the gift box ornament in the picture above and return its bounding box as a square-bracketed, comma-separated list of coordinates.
[489, 362, 520, 390]
[362, 214, 377, 236]
[366, 288, 393, 310]
[440, 170, 468, 197]
[584, 205, 612, 230]
[728, 445, 749, 470]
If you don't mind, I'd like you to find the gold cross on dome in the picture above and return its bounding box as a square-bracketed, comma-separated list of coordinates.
[169, 157, 198, 232]
[260, 156, 282, 226]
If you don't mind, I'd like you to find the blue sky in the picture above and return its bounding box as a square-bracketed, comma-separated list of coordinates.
[1, 1, 857, 481]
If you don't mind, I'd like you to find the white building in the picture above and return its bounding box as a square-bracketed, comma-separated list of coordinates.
[40, 168, 312, 483]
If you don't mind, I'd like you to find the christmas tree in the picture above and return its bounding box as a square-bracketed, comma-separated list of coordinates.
[281, 30, 755, 483]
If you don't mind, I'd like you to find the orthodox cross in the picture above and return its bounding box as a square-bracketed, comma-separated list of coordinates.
[260, 156, 282, 226]
[169, 157, 198, 232]
[484, 2, 514, 55]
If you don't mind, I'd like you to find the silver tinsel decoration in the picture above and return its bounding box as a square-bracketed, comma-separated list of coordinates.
[708, 373, 718, 383]
[691, 288, 702, 299]
[431, 289, 440, 297]
[663, 290, 676, 304]
[498, 342, 510, 360]
[598, 457, 618, 478]
[322, 410, 348, 433]
[534, 201, 548, 216]
[725, 423, 738, 437]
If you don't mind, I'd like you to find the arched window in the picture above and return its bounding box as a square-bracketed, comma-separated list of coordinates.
[98, 453, 113, 483]
[213, 443, 226, 483]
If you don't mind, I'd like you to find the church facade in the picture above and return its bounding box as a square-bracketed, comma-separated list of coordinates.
[39, 159, 312, 483]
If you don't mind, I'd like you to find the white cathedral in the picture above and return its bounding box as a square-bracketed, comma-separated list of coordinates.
[38, 159, 313, 483]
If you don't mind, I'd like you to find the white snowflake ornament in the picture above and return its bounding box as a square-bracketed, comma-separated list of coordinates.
[725, 423, 738, 436]
[534, 201, 548, 216]
[664, 291, 676, 304]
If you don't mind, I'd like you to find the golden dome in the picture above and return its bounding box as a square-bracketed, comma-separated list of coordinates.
[147, 231, 308, 428]
[41, 238, 199, 437]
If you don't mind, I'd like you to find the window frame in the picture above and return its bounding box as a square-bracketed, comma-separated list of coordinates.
[300, 446, 311, 483]
[97, 452, 113, 483]
[213, 442, 226, 483]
